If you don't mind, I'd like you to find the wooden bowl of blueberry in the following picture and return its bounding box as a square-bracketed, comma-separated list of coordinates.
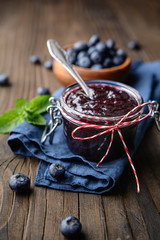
[53, 35, 131, 86]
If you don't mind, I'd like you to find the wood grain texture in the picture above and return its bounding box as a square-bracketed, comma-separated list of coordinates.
[0, 0, 160, 239]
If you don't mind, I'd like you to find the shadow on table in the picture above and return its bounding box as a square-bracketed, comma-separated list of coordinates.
[101, 164, 134, 196]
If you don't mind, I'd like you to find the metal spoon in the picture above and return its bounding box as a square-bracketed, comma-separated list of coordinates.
[47, 39, 94, 99]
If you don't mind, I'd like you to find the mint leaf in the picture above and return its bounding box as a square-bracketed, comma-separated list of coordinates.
[26, 111, 46, 125]
[0, 109, 25, 133]
[30, 95, 50, 114]
[0, 95, 51, 133]
[15, 98, 31, 109]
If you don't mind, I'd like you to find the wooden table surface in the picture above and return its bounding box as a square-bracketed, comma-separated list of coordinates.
[0, 0, 160, 239]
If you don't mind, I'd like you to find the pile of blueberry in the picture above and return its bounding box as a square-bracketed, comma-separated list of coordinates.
[66, 35, 127, 69]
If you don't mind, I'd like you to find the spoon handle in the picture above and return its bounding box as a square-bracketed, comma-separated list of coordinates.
[47, 39, 92, 98]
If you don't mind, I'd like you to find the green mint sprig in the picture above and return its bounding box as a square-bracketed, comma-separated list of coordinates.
[0, 95, 51, 133]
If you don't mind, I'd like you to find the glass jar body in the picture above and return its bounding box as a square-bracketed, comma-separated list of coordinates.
[60, 80, 143, 162]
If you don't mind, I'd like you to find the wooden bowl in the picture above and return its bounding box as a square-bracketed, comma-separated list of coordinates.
[53, 45, 131, 86]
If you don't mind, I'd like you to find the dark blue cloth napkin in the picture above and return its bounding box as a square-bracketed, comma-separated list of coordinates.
[8, 60, 160, 194]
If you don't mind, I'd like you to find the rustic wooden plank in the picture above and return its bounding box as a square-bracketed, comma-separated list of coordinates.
[0, 135, 15, 163]
[109, 0, 160, 60]
[79, 194, 107, 240]
[0, 156, 27, 239]
[123, 191, 151, 240]
[102, 191, 134, 240]
[120, 173, 151, 240]
[118, 126, 160, 240]
[137, 182, 160, 240]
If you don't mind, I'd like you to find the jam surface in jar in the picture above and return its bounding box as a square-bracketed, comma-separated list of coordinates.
[65, 84, 138, 118]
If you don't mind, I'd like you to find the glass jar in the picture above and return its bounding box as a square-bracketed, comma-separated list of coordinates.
[59, 80, 143, 162]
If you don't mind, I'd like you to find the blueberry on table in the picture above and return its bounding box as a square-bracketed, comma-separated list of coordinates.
[73, 41, 88, 52]
[44, 59, 53, 70]
[91, 63, 102, 69]
[8, 173, 30, 193]
[90, 51, 103, 64]
[77, 56, 91, 68]
[49, 163, 65, 179]
[0, 74, 9, 86]
[88, 34, 100, 46]
[106, 38, 115, 49]
[29, 55, 41, 64]
[37, 86, 50, 95]
[127, 40, 141, 50]
[60, 216, 82, 238]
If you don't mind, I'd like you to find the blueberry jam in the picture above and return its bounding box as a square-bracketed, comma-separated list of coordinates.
[60, 80, 143, 162]
[66, 84, 137, 118]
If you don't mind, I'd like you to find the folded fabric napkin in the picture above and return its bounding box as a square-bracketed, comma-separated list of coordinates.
[8, 60, 160, 194]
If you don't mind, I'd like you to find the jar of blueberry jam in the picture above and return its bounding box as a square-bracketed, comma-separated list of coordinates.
[59, 80, 143, 162]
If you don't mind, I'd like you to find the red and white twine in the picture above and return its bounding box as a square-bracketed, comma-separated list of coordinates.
[59, 101, 153, 193]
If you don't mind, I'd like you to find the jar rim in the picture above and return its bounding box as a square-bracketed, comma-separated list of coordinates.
[59, 79, 144, 124]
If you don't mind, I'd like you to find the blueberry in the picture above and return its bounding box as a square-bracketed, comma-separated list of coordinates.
[68, 55, 77, 64]
[73, 41, 88, 52]
[66, 48, 77, 56]
[77, 56, 91, 68]
[106, 38, 115, 49]
[37, 86, 50, 95]
[116, 48, 126, 59]
[60, 216, 82, 238]
[95, 42, 107, 53]
[127, 40, 141, 50]
[29, 55, 41, 64]
[0, 74, 9, 86]
[8, 173, 30, 193]
[108, 49, 116, 57]
[90, 51, 103, 64]
[91, 63, 103, 69]
[87, 46, 96, 56]
[66, 48, 77, 64]
[112, 56, 124, 66]
[44, 59, 53, 70]
[103, 58, 112, 68]
[88, 34, 100, 46]
[77, 51, 88, 60]
[49, 163, 65, 179]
